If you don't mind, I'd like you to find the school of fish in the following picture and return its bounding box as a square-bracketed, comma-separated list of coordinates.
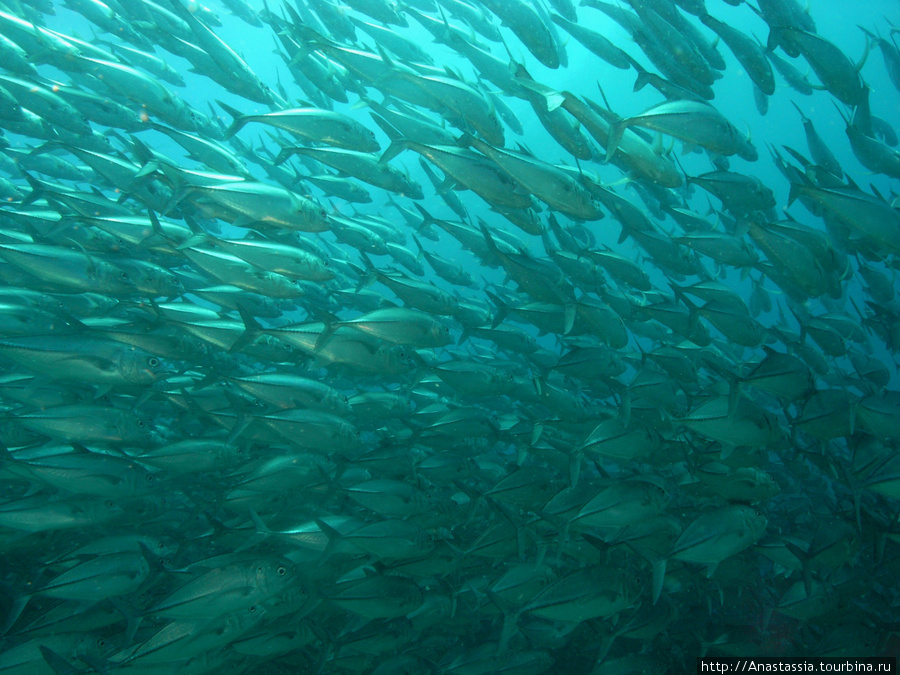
[0, 0, 899, 671]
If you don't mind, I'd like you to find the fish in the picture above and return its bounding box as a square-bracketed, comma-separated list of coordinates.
[277, 145, 423, 199]
[550, 13, 632, 70]
[383, 139, 533, 210]
[791, 101, 843, 177]
[688, 170, 776, 218]
[775, 27, 867, 106]
[0, 75, 92, 136]
[0, 0, 897, 669]
[318, 307, 452, 349]
[165, 179, 330, 232]
[219, 101, 380, 152]
[789, 177, 900, 256]
[699, 12, 775, 96]
[668, 505, 767, 577]
[606, 99, 758, 162]
[479, 0, 560, 69]
[460, 133, 602, 221]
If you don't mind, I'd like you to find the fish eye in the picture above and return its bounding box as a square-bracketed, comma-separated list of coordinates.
[120, 271, 128, 280]
[249, 605, 258, 613]
[97, 639, 106, 648]
[277, 566, 287, 576]
[137, 419, 145, 427]
[148, 357, 160, 367]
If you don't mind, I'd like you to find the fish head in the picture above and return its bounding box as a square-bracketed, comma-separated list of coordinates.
[69, 111, 93, 137]
[134, 264, 184, 297]
[644, 479, 670, 512]
[97, 260, 138, 294]
[738, 139, 759, 162]
[191, 108, 225, 140]
[379, 344, 417, 374]
[741, 505, 768, 541]
[416, 528, 437, 555]
[123, 350, 174, 385]
[622, 565, 644, 604]
[262, 336, 299, 364]
[69, 617, 128, 660]
[356, 123, 380, 152]
[168, 96, 200, 132]
[299, 198, 329, 231]
[254, 556, 296, 595]
[161, 269, 186, 296]
[432, 322, 453, 347]
[142, 534, 180, 562]
[402, 177, 424, 200]
[327, 390, 352, 417]
[110, 408, 161, 446]
[289, 252, 333, 282]
[339, 420, 362, 453]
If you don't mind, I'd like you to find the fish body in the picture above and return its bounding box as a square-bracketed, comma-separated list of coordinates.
[607, 100, 757, 162]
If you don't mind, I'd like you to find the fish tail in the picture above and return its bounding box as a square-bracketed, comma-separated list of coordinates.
[478, 220, 498, 254]
[379, 139, 409, 166]
[651, 559, 667, 605]
[411, 234, 425, 258]
[216, 99, 248, 141]
[355, 251, 377, 293]
[413, 203, 436, 231]
[0, 592, 29, 636]
[632, 68, 652, 93]
[766, 26, 784, 53]
[605, 119, 627, 162]
[485, 290, 509, 328]
[369, 112, 401, 142]
[315, 323, 339, 352]
[159, 183, 189, 217]
[787, 180, 801, 207]
[19, 170, 44, 207]
[232, 303, 265, 353]
[273, 146, 300, 166]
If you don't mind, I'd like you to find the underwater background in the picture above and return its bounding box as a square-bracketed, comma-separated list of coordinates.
[0, 0, 900, 671]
